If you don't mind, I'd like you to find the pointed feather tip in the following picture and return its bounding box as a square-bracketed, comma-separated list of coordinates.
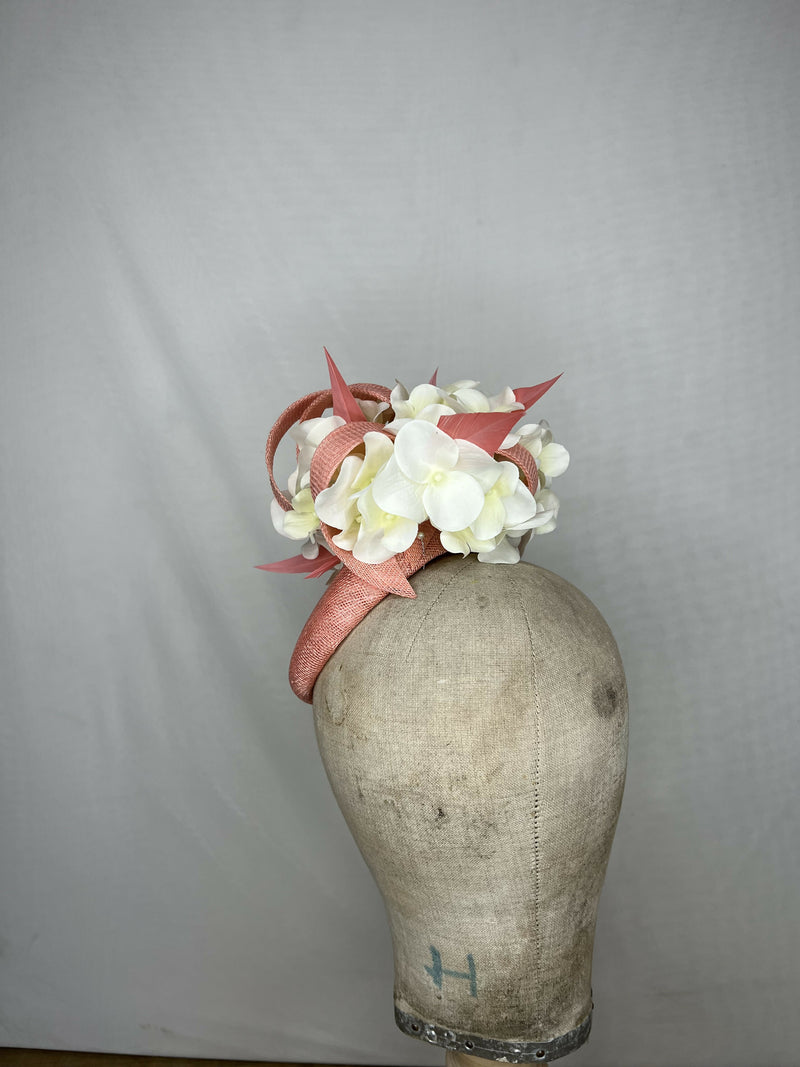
[429, 367, 439, 386]
[513, 373, 563, 410]
[324, 347, 363, 422]
[255, 548, 339, 576]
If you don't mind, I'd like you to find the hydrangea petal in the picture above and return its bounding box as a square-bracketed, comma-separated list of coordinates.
[487, 386, 523, 411]
[394, 420, 459, 482]
[444, 379, 480, 392]
[351, 533, 397, 564]
[532, 488, 560, 534]
[314, 455, 363, 530]
[493, 460, 521, 495]
[472, 493, 507, 541]
[406, 383, 448, 410]
[291, 414, 346, 486]
[271, 490, 321, 541]
[351, 431, 394, 492]
[371, 454, 427, 521]
[539, 442, 570, 478]
[440, 528, 498, 556]
[356, 488, 419, 557]
[282, 509, 319, 538]
[290, 414, 345, 449]
[356, 398, 391, 421]
[423, 471, 485, 531]
[454, 440, 503, 491]
[502, 481, 538, 528]
[353, 514, 418, 564]
[451, 387, 491, 412]
[332, 519, 361, 551]
[439, 529, 470, 556]
[477, 536, 520, 564]
[381, 518, 419, 553]
[390, 383, 451, 423]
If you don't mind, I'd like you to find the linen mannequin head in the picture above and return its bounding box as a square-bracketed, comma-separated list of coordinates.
[313, 555, 628, 1062]
[259, 353, 627, 1061]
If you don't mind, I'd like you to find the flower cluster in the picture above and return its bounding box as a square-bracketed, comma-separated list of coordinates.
[271, 375, 568, 568]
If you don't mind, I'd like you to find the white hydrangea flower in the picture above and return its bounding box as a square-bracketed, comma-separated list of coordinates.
[508, 494, 557, 535]
[315, 432, 395, 546]
[351, 485, 419, 563]
[503, 419, 569, 487]
[445, 382, 492, 412]
[442, 380, 523, 414]
[439, 478, 555, 562]
[371, 421, 500, 533]
[486, 386, 524, 412]
[290, 414, 346, 490]
[440, 526, 504, 557]
[314, 455, 363, 534]
[384, 382, 458, 434]
[470, 461, 536, 541]
[270, 488, 324, 558]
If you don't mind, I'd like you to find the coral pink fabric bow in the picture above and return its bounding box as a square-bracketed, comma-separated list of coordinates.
[259, 351, 559, 703]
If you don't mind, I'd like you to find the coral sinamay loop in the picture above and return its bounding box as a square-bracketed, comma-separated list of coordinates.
[308, 422, 393, 501]
[266, 383, 391, 511]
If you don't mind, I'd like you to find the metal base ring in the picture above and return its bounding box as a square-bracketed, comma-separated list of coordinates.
[394, 1004, 592, 1062]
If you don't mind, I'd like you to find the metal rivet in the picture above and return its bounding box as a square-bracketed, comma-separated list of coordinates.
[465, 1040, 475, 1050]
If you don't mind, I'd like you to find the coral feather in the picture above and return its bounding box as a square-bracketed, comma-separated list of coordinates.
[324, 348, 364, 423]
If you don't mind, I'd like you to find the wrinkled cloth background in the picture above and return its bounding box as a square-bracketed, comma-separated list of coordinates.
[1, 2, 798, 1065]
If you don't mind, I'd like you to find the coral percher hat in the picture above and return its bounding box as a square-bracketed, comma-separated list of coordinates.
[258, 350, 567, 703]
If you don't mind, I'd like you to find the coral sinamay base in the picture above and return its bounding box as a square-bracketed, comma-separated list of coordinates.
[289, 523, 446, 703]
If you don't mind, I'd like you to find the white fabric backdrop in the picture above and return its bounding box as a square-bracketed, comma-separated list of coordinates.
[1, 2, 798, 1064]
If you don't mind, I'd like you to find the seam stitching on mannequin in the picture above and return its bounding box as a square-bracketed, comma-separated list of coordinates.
[404, 557, 473, 661]
[510, 570, 542, 1004]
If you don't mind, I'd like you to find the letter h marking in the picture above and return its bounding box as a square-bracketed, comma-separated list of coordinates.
[425, 945, 477, 998]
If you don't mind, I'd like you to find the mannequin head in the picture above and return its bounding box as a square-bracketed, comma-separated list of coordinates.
[313, 556, 628, 1062]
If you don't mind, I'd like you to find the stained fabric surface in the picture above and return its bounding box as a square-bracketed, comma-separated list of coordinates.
[1, 3, 799, 1065]
[314, 557, 628, 1055]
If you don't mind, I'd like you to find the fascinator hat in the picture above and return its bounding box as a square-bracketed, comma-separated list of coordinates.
[259, 351, 569, 703]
